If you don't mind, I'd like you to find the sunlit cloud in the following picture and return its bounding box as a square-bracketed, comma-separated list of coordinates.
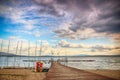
[0, 0, 120, 56]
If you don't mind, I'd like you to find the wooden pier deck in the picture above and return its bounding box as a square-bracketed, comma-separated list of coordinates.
[45, 62, 116, 80]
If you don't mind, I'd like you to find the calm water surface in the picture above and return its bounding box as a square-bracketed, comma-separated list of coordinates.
[0, 56, 120, 70]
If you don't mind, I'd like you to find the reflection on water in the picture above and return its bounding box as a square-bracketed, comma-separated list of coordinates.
[0, 56, 120, 70]
[62, 57, 120, 70]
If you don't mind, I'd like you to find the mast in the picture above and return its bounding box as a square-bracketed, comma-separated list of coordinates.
[19, 41, 22, 59]
[7, 40, 10, 67]
[28, 41, 30, 56]
[14, 41, 19, 67]
[39, 40, 42, 61]
[28, 41, 30, 68]
[35, 40, 37, 61]
[1, 40, 4, 67]
[0, 39, 3, 52]
[65, 52, 68, 66]
[19, 41, 22, 67]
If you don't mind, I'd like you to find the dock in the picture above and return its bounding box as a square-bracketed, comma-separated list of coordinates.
[45, 62, 116, 80]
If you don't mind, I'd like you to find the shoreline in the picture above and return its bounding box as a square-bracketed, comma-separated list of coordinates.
[0, 68, 120, 80]
[87, 69, 120, 80]
[0, 68, 47, 80]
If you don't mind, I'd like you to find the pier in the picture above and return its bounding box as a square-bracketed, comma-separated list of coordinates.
[45, 62, 116, 80]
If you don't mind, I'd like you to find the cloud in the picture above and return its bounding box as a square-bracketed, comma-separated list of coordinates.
[57, 39, 120, 55]
[0, 38, 50, 55]
[8, 36, 27, 41]
[0, 0, 41, 30]
[0, 38, 120, 55]
[54, 27, 109, 40]
[6, 29, 41, 38]
[6, 29, 32, 35]
[1, 0, 120, 37]
[0, 0, 120, 55]
[44, 0, 120, 41]
[58, 39, 83, 48]
[32, 29, 41, 37]
[34, 0, 66, 17]
[90, 45, 112, 52]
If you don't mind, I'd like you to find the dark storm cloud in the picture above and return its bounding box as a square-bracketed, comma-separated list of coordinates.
[90, 0, 120, 33]
[33, 0, 66, 17]
[68, 0, 120, 33]
[39, 5, 65, 17]
[33, 0, 120, 39]
[1, 0, 120, 39]
[54, 29, 67, 34]
[0, 0, 34, 7]
[91, 45, 112, 51]
[90, 45, 120, 52]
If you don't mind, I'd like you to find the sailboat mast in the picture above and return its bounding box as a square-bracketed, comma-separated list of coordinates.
[28, 41, 30, 56]
[39, 40, 42, 61]
[14, 41, 19, 67]
[19, 41, 22, 67]
[7, 40, 10, 67]
[28, 41, 30, 68]
[35, 40, 37, 61]
[0, 39, 3, 52]
[15, 41, 19, 56]
[19, 41, 22, 59]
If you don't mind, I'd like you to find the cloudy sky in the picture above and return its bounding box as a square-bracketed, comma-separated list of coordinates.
[0, 0, 120, 56]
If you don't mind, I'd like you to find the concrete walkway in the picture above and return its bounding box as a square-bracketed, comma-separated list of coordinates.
[45, 62, 116, 80]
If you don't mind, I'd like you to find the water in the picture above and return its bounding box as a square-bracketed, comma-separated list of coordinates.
[0, 56, 53, 68]
[0, 56, 120, 70]
[63, 56, 120, 70]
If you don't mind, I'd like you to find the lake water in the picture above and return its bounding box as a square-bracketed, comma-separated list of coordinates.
[0, 56, 120, 70]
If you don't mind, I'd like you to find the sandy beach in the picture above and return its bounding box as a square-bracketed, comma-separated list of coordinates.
[87, 70, 120, 80]
[0, 68, 120, 80]
[0, 68, 46, 80]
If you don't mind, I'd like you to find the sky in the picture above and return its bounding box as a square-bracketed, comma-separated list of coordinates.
[0, 0, 120, 56]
